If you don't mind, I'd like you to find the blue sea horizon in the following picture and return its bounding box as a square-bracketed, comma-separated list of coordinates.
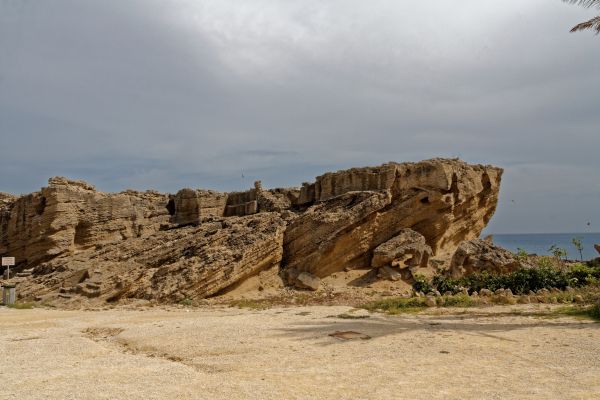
[485, 232, 600, 261]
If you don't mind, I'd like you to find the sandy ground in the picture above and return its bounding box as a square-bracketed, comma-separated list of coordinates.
[1, 305, 599, 400]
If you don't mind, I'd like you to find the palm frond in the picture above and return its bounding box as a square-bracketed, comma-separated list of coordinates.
[570, 15, 600, 33]
[562, 0, 600, 8]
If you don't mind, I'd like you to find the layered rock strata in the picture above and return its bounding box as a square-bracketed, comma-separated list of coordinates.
[283, 159, 502, 277]
[0, 158, 504, 303]
[18, 213, 285, 302]
[0, 177, 169, 266]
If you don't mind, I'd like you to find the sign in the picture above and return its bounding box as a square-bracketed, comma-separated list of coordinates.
[2, 257, 15, 266]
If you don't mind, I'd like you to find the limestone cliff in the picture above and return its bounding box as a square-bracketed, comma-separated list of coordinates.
[0, 178, 170, 267]
[283, 158, 502, 277]
[18, 213, 285, 302]
[0, 158, 504, 304]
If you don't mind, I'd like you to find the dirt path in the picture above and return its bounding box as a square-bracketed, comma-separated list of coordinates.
[1, 305, 599, 399]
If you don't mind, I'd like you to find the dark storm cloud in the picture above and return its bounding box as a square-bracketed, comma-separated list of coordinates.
[0, 0, 598, 233]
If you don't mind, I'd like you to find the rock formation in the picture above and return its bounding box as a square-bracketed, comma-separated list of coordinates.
[0, 158, 504, 304]
[283, 159, 501, 277]
[0, 177, 170, 267]
[595, 244, 600, 256]
[450, 239, 521, 277]
[18, 213, 285, 302]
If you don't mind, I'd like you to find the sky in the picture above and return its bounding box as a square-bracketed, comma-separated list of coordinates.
[0, 0, 598, 234]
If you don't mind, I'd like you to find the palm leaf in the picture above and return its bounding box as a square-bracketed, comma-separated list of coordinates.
[563, 0, 600, 33]
[563, 0, 600, 7]
[570, 15, 600, 32]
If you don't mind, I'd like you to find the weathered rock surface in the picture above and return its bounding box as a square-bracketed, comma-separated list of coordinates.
[0, 158, 504, 304]
[595, 244, 600, 256]
[284, 159, 502, 277]
[450, 239, 521, 277]
[169, 188, 227, 225]
[293, 272, 322, 291]
[0, 177, 170, 267]
[371, 229, 432, 269]
[377, 266, 402, 281]
[17, 213, 285, 302]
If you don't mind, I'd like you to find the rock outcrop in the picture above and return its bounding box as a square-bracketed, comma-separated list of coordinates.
[169, 188, 228, 225]
[283, 159, 502, 277]
[450, 239, 521, 277]
[0, 177, 170, 267]
[595, 244, 600, 256]
[18, 213, 285, 302]
[0, 158, 504, 304]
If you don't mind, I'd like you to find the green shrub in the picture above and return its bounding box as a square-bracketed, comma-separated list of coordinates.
[179, 298, 193, 306]
[362, 297, 427, 314]
[548, 245, 568, 261]
[568, 263, 600, 286]
[7, 302, 34, 309]
[515, 248, 529, 263]
[426, 262, 597, 296]
[591, 302, 600, 321]
[442, 294, 473, 307]
[412, 254, 600, 298]
[587, 258, 600, 269]
[412, 274, 433, 294]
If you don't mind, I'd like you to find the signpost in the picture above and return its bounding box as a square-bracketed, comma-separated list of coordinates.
[2, 257, 15, 280]
[1, 257, 16, 305]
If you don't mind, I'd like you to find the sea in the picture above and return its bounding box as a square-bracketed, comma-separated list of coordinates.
[489, 233, 600, 261]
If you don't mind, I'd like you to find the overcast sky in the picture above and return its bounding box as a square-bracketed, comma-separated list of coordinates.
[0, 0, 598, 234]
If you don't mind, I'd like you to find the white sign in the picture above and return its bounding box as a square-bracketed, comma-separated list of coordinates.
[2, 257, 15, 266]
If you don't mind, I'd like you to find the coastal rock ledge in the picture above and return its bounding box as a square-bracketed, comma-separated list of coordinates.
[0, 158, 504, 304]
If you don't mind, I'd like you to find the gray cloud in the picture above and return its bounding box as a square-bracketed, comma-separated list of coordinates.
[0, 0, 598, 233]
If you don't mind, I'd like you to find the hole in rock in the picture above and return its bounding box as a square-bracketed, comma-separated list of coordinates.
[166, 199, 176, 216]
[36, 197, 46, 215]
[420, 196, 430, 204]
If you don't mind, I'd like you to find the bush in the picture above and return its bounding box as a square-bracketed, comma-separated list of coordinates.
[591, 302, 600, 321]
[412, 274, 433, 294]
[418, 261, 599, 296]
[568, 263, 600, 286]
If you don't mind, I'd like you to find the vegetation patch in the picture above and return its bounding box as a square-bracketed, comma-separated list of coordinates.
[424, 258, 600, 296]
[228, 298, 273, 310]
[6, 302, 35, 309]
[361, 297, 428, 314]
[549, 304, 600, 322]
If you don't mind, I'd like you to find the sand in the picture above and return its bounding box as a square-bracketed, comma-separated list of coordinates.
[1, 305, 599, 399]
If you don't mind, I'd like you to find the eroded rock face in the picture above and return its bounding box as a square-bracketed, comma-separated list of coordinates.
[450, 239, 521, 277]
[0, 177, 170, 266]
[1, 158, 504, 304]
[284, 159, 502, 277]
[18, 213, 285, 302]
[283, 190, 393, 277]
[170, 188, 228, 225]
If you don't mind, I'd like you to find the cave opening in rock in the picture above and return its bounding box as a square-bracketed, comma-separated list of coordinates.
[166, 199, 176, 216]
[36, 196, 47, 215]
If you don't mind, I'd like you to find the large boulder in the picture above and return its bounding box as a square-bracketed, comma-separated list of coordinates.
[450, 239, 521, 277]
[371, 228, 432, 269]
